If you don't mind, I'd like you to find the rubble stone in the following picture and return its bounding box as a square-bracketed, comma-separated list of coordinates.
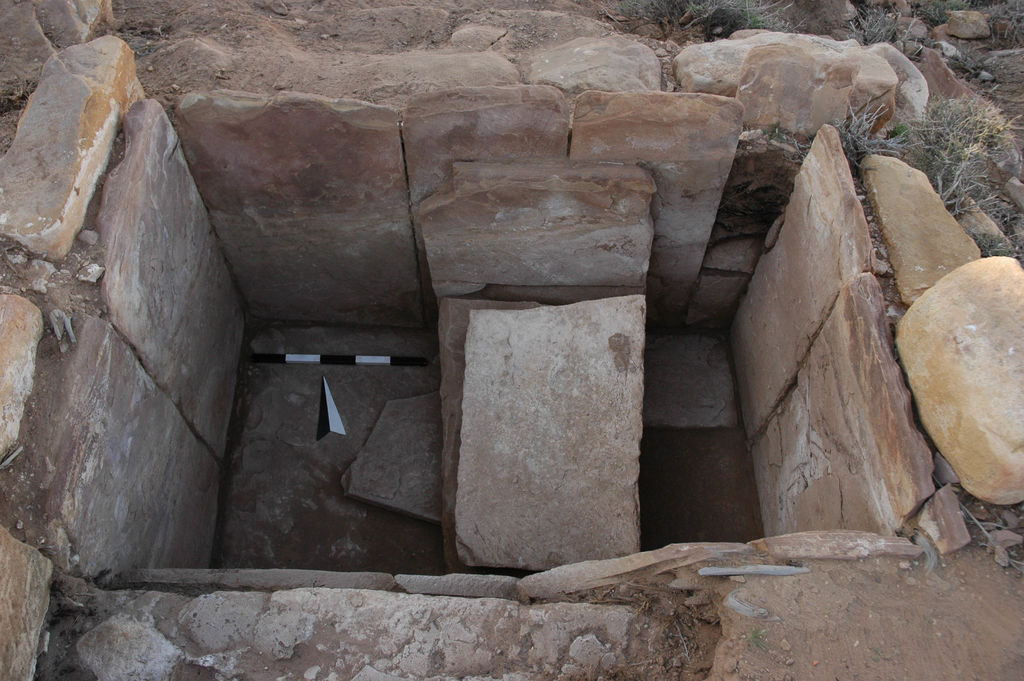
[896, 257, 1024, 504]
[947, 10, 991, 39]
[916, 485, 971, 554]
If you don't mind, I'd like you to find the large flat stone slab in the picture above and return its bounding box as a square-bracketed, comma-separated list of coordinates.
[342, 392, 443, 523]
[643, 334, 737, 429]
[76, 587, 687, 680]
[732, 125, 872, 437]
[34, 316, 219, 575]
[0, 36, 142, 259]
[418, 161, 655, 300]
[0, 525, 51, 681]
[402, 85, 570, 208]
[98, 99, 243, 453]
[897, 257, 1024, 505]
[455, 296, 645, 570]
[437, 298, 540, 571]
[862, 154, 979, 305]
[751, 274, 934, 536]
[176, 91, 421, 325]
[526, 36, 661, 93]
[0, 295, 42, 457]
[570, 91, 743, 324]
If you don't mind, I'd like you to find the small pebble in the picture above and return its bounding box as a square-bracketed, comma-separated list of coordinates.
[16, 520, 23, 530]
[77, 263, 105, 283]
[77, 229, 99, 245]
[978, 70, 995, 82]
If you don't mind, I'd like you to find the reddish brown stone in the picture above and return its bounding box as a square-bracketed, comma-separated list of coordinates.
[916, 485, 970, 554]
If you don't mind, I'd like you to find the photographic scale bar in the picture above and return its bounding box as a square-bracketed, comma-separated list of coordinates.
[251, 353, 429, 367]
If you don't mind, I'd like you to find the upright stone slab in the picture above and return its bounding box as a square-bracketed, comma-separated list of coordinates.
[176, 91, 421, 326]
[732, 126, 872, 437]
[342, 392, 443, 523]
[526, 36, 661, 93]
[437, 298, 540, 571]
[35, 0, 112, 46]
[751, 274, 934, 536]
[897, 257, 1024, 505]
[0, 525, 52, 681]
[455, 296, 645, 570]
[402, 85, 571, 208]
[98, 99, 243, 453]
[0, 1, 55, 92]
[0, 296, 42, 457]
[570, 91, 743, 324]
[862, 155, 979, 305]
[643, 334, 737, 429]
[37, 316, 219, 575]
[0, 36, 142, 259]
[418, 161, 655, 300]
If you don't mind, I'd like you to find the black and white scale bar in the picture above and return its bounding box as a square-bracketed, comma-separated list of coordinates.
[251, 353, 428, 367]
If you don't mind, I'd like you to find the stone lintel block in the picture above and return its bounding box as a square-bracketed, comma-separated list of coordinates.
[418, 161, 655, 299]
[732, 125, 872, 438]
[570, 90, 743, 324]
[99, 99, 243, 452]
[0, 525, 52, 681]
[455, 297, 645, 570]
[0, 295, 43, 457]
[0, 36, 142, 260]
[862, 154, 979, 305]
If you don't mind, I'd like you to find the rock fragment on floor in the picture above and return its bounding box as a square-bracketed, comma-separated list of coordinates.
[455, 296, 645, 570]
[342, 392, 443, 523]
[897, 257, 1024, 505]
[916, 485, 971, 554]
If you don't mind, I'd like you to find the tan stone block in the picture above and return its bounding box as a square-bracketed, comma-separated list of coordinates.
[455, 297, 645, 570]
[0, 525, 52, 681]
[0, 296, 42, 458]
[897, 257, 1024, 504]
[732, 125, 872, 436]
[862, 154, 979, 305]
[526, 36, 661, 93]
[570, 91, 743, 324]
[0, 36, 142, 259]
[947, 10, 991, 39]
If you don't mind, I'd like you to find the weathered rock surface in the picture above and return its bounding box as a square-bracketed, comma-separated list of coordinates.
[0, 36, 142, 259]
[673, 32, 898, 135]
[916, 485, 971, 554]
[947, 10, 991, 39]
[394, 573, 519, 600]
[732, 125, 872, 437]
[342, 392, 443, 523]
[569, 91, 743, 323]
[35, 0, 112, 47]
[0, 1, 55, 92]
[456, 297, 645, 570]
[897, 257, 1024, 505]
[77, 587, 687, 680]
[437, 298, 540, 571]
[98, 99, 243, 453]
[418, 161, 655, 300]
[862, 155, 979, 305]
[915, 46, 975, 100]
[0, 525, 51, 681]
[122, 568, 397, 593]
[643, 334, 737, 429]
[34, 316, 219, 575]
[518, 542, 754, 600]
[685, 271, 751, 327]
[0, 295, 42, 457]
[402, 85, 570, 208]
[866, 42, 929, 122]
[176, 90, 421, 325]
[526, 36, 661, 93]
[749, 530, 923, 560]
[701, 236, 763, 274]
[751, 274, 934, 536]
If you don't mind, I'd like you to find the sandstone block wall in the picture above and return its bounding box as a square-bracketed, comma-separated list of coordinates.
[733, 126, 935, 536]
